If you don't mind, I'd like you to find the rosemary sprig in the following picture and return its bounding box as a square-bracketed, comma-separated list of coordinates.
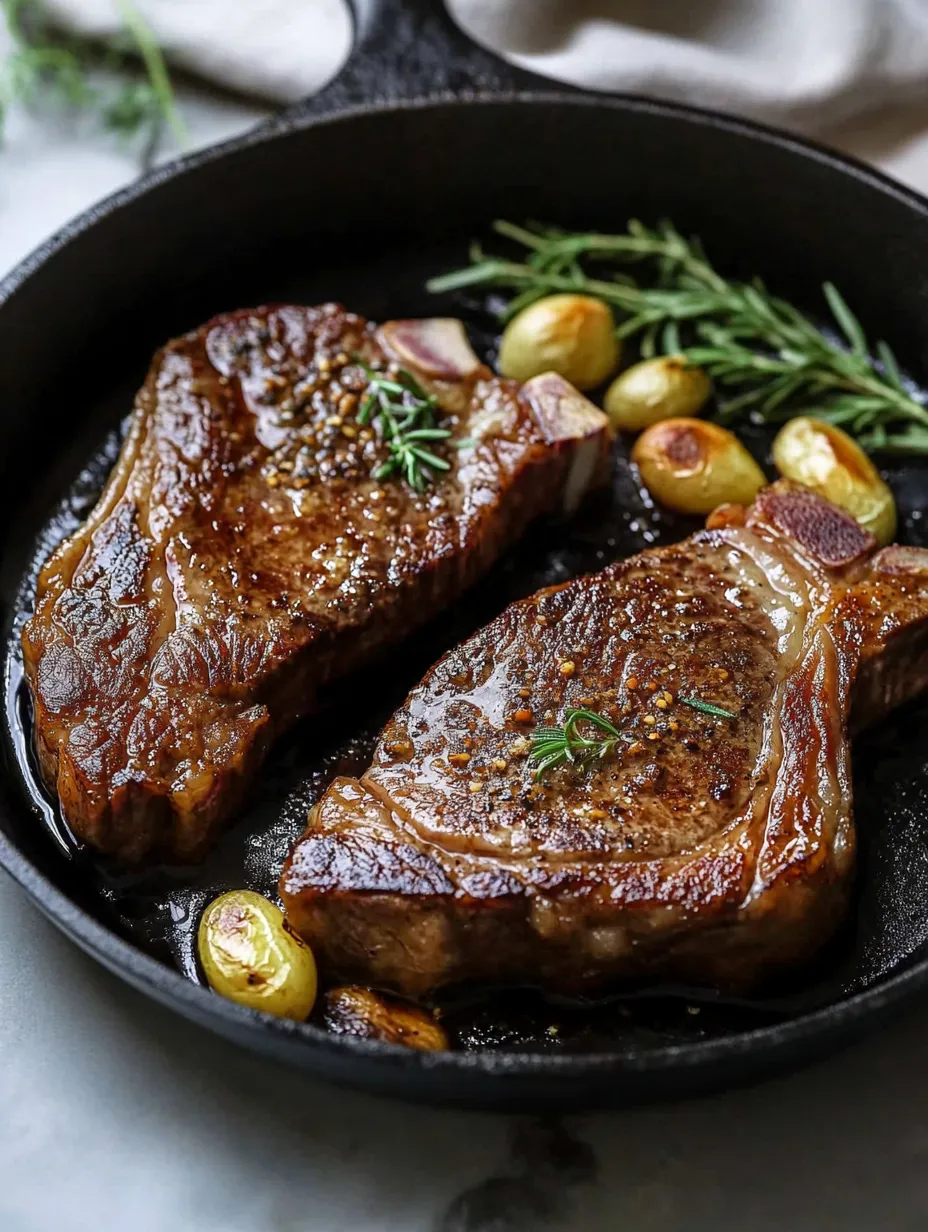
[527, 695, 737, 780]
[427, 219, 928, 455]
[528, 708, 627, 779]
[355, 358, 453, 491]
[0, 0, 184, 156]
[679, 697, 737, 719]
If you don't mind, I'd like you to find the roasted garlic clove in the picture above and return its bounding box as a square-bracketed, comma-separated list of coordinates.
[632, 417, 766, 515]
[498, 294, 620, 390]
[198, 890, 317, 1020]
[323, 985, 449, 1051]
[772, 417, 896, 546]
[604, 356, 711, 432]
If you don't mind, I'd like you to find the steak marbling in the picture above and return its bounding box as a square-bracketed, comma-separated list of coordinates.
[281, 483, 928, 994]
[23, 304, 609, 863]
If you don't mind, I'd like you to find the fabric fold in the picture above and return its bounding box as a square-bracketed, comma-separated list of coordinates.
[39, 0, 928, 132]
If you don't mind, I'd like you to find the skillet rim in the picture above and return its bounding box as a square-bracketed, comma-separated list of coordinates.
[4, 86, 928, 307]
[3, 87, 928, 1091]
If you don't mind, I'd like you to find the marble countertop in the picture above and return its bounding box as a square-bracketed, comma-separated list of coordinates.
[5, 85, 928, 1232]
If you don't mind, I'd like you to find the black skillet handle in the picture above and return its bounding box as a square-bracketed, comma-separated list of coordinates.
[274, 0, 568, 124]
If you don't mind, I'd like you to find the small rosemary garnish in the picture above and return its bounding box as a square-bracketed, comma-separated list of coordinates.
[355, 358, 454, 491]
[679, 697, 737, 719]
[527, 695, 738, 780]
[528, 708, 627, 779]
[427, 218, 928, 455]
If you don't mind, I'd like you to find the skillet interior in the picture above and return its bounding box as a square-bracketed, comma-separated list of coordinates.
[4, 96, 928, 1107]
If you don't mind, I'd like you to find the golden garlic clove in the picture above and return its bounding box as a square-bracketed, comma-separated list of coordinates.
[198, 889, 318, 1021]
[498, 294, 620, 391]
[323, 985, 449, 1051]
[604, 356, 711, 432]
[631, 417, 766, 515]
[772, 417, 896, 546]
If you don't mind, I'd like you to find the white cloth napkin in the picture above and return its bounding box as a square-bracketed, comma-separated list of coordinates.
[37, 0, 928, 133]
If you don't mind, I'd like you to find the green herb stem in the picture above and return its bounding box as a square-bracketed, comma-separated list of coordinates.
[427, 219, 928, 453]
[116, 0, 186, 145]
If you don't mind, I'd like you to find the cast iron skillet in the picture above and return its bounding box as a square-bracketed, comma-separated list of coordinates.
[4, 0, 928, 1111]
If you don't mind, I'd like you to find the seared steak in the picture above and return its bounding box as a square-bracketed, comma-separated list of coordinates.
[281, 483, 928, 995]
[23, 304, 608, 863]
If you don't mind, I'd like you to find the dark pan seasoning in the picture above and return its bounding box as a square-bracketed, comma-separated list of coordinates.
[8, 310, 928, 1056]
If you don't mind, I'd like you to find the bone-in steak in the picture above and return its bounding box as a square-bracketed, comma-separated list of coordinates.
[281, 483, 928, 994]
[23, 304, 608, 863]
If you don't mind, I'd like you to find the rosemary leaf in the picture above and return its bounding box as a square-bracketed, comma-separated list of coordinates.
[877, 340, 905, 393]
[115, 0, 184, 145]
[823, 282, 867, 357]
[680, 697, 737, 719]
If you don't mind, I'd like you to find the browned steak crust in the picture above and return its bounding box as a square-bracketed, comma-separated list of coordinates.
[281, 482, 928, 995]
[23, 304, 609, 863]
